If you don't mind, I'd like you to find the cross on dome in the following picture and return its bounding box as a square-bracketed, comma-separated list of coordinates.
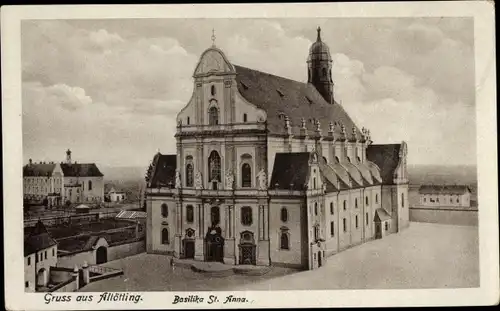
[317, 26, 322, 41]
[211, 28, 216, 47]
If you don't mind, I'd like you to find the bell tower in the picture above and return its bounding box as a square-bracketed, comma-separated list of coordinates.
[307, 27, 334, 104]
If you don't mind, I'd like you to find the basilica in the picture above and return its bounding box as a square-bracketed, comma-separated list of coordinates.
[145, 27, 409, 270]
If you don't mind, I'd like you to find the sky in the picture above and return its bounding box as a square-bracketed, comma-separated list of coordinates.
[21, 18, 476, 168]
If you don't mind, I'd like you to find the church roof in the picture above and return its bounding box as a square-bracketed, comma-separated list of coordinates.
[149, 153, 177, 188]
[24, 221, 57, 256]
[366, 144, 402, 185]
[60, 163, 103, 177]
[418, 185, 471, 195]
[234, 65, 359, 136]
[23, 163, 56, 177]
[269, 153, 311, 190]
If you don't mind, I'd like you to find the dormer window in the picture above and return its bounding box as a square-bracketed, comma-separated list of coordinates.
[306, 97, 314, 105]
[277, 89, 284, 97]
[240, 81, 249, 90]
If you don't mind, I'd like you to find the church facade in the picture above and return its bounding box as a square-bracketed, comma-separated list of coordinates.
[145, 28, 409, 270]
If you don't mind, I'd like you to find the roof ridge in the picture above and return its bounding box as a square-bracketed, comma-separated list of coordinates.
[234, 64, 307, 85]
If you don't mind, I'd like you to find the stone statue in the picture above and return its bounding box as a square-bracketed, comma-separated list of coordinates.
[175, 170, 181, 189]
[225, 169, 234, 190]
[194, 171, 203, 189]
[257, 168, 267, 190]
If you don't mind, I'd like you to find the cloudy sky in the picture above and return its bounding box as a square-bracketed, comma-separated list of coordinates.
[22, 18, 476, 168]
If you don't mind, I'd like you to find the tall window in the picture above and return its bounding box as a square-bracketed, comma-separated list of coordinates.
[88, 180, 92, 191]
[313, 177, 317, 189]
[355, 215, 359, 228]
[343, 218, 347, 232]
[281, 207, 288, 222]
[27, 257, 31, 266]
[366, 213, 369, 225]
[161, 228, 169, 244]
[187, 117, 190, 125]
[241, 206, 252, 226]
[161, 203, 168, 217]
[241, 163, 252, 187]
[186, 205, 194, 223]
[210, 206, 220, 226]
[185, 156, 194, 187]
[366, 196, 369, 206]
[355, 198, 358, 208]
[314, 202, 318, 215]
[376, 194, 379, 204]
[330, 202, 334, 215]
[385, 222, 389, 231]
[401, 193, 405, 207]
[280, 228, 290, 250]
[314, 225, 320, 241]
[330, 221, 334, 237]
[208, 106, 219, 125]
[211, 85, 216, 96]
[208, 151, 221, 182]
[243, 113, 248, 122]
[343, 200, 347, 211]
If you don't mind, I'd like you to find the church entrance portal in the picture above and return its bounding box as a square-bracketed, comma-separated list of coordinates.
[205, 225, 224, 262]
[96, 246, 107, 264]
[183, 240, 195, 259]
[238, 231, 256, 265]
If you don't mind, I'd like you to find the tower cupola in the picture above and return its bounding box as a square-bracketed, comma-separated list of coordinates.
[307, 27, 334, 104]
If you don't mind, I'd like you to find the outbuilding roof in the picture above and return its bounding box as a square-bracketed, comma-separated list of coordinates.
[418, 185, 472, 195]
[24, 221, 57, 256]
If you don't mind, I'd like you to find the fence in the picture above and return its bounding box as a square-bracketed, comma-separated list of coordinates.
[25, 211, 119, 228]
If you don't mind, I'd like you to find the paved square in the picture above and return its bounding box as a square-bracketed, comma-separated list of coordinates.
[80, 222, 478, 291]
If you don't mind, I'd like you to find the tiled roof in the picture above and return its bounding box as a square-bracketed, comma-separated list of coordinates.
[60, 163, 104, 177]
[24, 221, 57, 256]
[366, 144, 402, 185]
[418, 185, 472, 195]
[148, 153, 177, 188]
[374, 208, 391, 222]
[23, 164, 56, 177]
[269, 153, 311, 190]
[234, 65, 360, 136]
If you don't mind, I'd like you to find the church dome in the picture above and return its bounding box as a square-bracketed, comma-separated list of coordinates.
[308, 27, 332, 62]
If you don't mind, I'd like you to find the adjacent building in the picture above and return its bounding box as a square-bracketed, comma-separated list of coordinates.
[145, 27, 410, 270]
[418, 185, 472, 208]
[23, 149, 104, 207]
[107, 187, 127, 202]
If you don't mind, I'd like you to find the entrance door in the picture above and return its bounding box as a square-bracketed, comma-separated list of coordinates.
[96, 246, 107, 264]
[375, 223, 382, 239]
[317, 251, 322, 267]
[205, 227, 224, 263]
[184, 240, 195, 259]
[239, 244, 256, 265]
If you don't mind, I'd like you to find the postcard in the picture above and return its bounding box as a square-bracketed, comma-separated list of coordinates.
[2, 2, 498, 310]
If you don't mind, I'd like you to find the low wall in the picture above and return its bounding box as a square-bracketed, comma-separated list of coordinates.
[409, 207, 478, 226]
[49, 278, 77, 292]
[57, 239, 145, 268]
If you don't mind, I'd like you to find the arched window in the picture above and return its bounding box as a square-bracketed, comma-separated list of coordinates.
[241, 206, 252, 226]
[385, 222, 389, 231]
[210, 206, 220, 226]
[355, 198, 358, 208]
[313, 177, 316, 189]
[401, 193, 405, 207]
[280, 228, 290, 250]
[366, 212, 369, 225]
[161, 203, 168, 217]
[243, 113, 248, 122]
[330, 221, 334, 237]
[343, 218, 347, 232]
[314, 202, 318, 215]
[186, 205, 194, 223]
[211, 85, 216, 96]
[343, 200, 347, 211]
[330, 202, 334, 215]
[280, 207, 288, 222]
[376, 194, 379, 204]
[208, 106, 219, 125]
[355, 215, 359, 228]
[241, 163, 252, 188]
[88, 180, 92, 191]
[187, 117, 190, 125]
[366, 196, 369, 206]
[161, 228, 169, 245]
[185, 155, 194, 187]
[208, 151, 221, 182]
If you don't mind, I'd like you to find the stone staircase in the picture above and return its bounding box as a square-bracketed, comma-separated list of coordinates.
[172, 258, 272, 277]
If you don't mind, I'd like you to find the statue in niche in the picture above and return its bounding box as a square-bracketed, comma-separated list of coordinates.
[257, 168, 267, 190]
[195, 171, 203, 189]
[225, 169, 234, 190]
[175, 170, 181, 189]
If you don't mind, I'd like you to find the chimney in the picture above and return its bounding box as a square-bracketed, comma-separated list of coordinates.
[66, 149, 72, 164]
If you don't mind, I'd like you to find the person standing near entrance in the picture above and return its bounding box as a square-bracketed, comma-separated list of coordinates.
[169, 257, 175, 272]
